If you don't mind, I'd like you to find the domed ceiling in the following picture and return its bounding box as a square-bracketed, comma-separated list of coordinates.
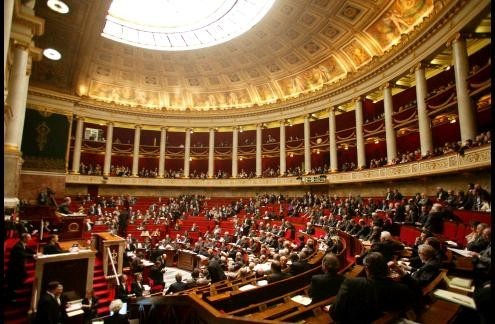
[31, 0, 436, 112]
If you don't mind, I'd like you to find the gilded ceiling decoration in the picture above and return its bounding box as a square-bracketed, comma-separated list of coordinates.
[31, 0, 435, 111]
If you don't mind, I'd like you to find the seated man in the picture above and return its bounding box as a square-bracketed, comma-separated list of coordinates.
[149, 261, 165, 287]
[330, 252, 414, 323]
[309, 253, 344, 303]
[131, 273, 145, 297]
[166, 273, 187, 294]
[467, 227, 491, 253]
[186, 268, 210, 289]
[390, 244, 442, 292]
[43, 234, 68, 255]
[57, 197, 72, 214]
[267, 260, 290, 283]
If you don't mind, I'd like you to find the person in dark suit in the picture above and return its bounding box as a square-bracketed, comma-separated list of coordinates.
[309, 253, 345, 303]
[81, 289, 99, 324]
[43, 234, 68, 255]
[390, 244, 442, 300]
[118, 210, 130, 236]
[366, 231, 404, 262]
[423, 203, 445, 234]
[330, 252, 414, 323]
[104, 299, 129, 324]
[166, 273, 187, 294]
[115, 274, 131, 302]
[149, 260, 165, 287]
[288, 252, 308, 276]
[267, 260, 291, 283]
[207, 255, 227, 283]
[131, 273, 145, 297]
[57, 197, 72, 214]
[6, 233, 35, 301]
[35, 281, 68, 324]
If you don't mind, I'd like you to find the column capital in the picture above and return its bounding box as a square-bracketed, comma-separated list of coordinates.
[279, 120, 286, 125]
[353, 96, 363, 103]
[232, 125, 239, 131]
[380, 82, 392, 90]
[209, 127, 216, 132]
[445, 32, 462, 48]
[410, 62, 425, 73]
[75, 115, 85, 122]
[160, 126, 168, 131]
[106, 121, 114, 126]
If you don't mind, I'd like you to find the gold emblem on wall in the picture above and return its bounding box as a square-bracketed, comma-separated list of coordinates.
[68, 222, 80, 232]
[35, 122, 50, 151]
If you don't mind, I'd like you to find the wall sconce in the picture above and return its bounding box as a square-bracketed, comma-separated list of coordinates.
[239, 157, 243, 161]
[374, 139, 379, 144]
[289, 153, 294, 158]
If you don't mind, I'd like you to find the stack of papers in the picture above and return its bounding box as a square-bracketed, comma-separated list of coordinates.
[257, 280, 268, 286]
[447, 248, 472, 257]
[238, 284, 257, 291]
[433, 289, 476, 309]
[445, 276, 474, 292]
[291, 295, 312, 306]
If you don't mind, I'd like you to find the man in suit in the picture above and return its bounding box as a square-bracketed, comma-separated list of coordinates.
[330, 252, 414, 323]
[149, 261, 165, 287]
[43, 234, 68, 255]
[207, 255, 227, 283]
[131, 273, 145, 297]
[6, 233, 35, 301]
[267, 260, 290, 283]
[35, 281, 68, 324]
[309, 253, 345, 303]
[115, 274, 131, 302]
[81, 289, 99, 324]
[364, 231, 404, 262]
[57, 197, 72, 214]
[166, 273, 187, 294]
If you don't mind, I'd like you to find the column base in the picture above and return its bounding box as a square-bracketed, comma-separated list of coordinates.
[4, 149, 23, 201]
[4, 197, 20, 209]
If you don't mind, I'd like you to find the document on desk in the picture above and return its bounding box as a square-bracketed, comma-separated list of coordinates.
[444, 276, 474, 292]
[433, 289, 476, 309]
[291, 295, 312, 306]
[238, 284, 257, 291]
[447, 247, 472, 258]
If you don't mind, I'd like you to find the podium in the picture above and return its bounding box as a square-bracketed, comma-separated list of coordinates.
[93, 232, 125, 278]
[177, 250, 197, 271]
[31, 247, 96, 313]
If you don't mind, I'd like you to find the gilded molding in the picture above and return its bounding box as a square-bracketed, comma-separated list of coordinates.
[65, 146, 490, 187]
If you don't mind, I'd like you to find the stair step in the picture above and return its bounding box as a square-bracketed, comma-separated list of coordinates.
[93, 282, 108, 289]
[97, 306, 109, 315]
[94, 290, 109, 297]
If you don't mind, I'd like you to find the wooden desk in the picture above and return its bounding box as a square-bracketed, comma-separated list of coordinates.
[31, 248, 96, 314]
[177, 250, 197, 271]
[93, 232, 125, 278]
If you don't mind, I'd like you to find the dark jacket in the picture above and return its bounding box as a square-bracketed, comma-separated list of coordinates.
[267, 271, 290, 283]
[131, 281, 145, 297]
[330, 277, 413, 323]
[104, 313, 129, 324]
[207, 259, 227, 283]
[34, 293, 64, 324]
[166, 281, 187, 294]
[309, 272, 345, 303]
[43, 242, 67, 255]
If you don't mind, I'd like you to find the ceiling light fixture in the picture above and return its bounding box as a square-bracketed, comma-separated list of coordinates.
[47, 0, 70, 14]
[43, 48, 62, 60]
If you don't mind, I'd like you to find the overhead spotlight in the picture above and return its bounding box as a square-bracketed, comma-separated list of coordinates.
[43, 48, 62, 61]
[239, 127, 243, 133]
[189, 157, 192, 161]
[374, 139, 379, 144]
[450, 118, 457, 124]
[445, 65, 451, 71]
[190, 129, 194, 134]
[47, 0, 69, 14]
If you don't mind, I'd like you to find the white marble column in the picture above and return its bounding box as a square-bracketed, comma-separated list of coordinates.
[355, 98, 366, 168]
[231, 127, 238, 178]
[208, 128, 215, 178]
[328, 108, 338, 172]
[414, 64, 433, 156]
[304, 115, 311, 174]
[103, 122, 113, 176]
[452, 36, 477, 142]
[279, 120, 286, 176]
[132, 125, 141, 177]
[256, 124, 262, 177]
[183, 129, 191, 178]
[4, 0, 15, 89]
[5, 45, 29, 150]
[158, 127, 166, 178]
[383, 84, 397, 163]
[71, 116, 84, 174]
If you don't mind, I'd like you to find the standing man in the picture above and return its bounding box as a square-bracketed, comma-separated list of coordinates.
[43, 234, 68, 255]
[35, 281, 68, 324]
[6, 233, 35, 302]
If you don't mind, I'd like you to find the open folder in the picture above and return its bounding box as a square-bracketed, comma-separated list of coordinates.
[433, 289, 476, 309]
